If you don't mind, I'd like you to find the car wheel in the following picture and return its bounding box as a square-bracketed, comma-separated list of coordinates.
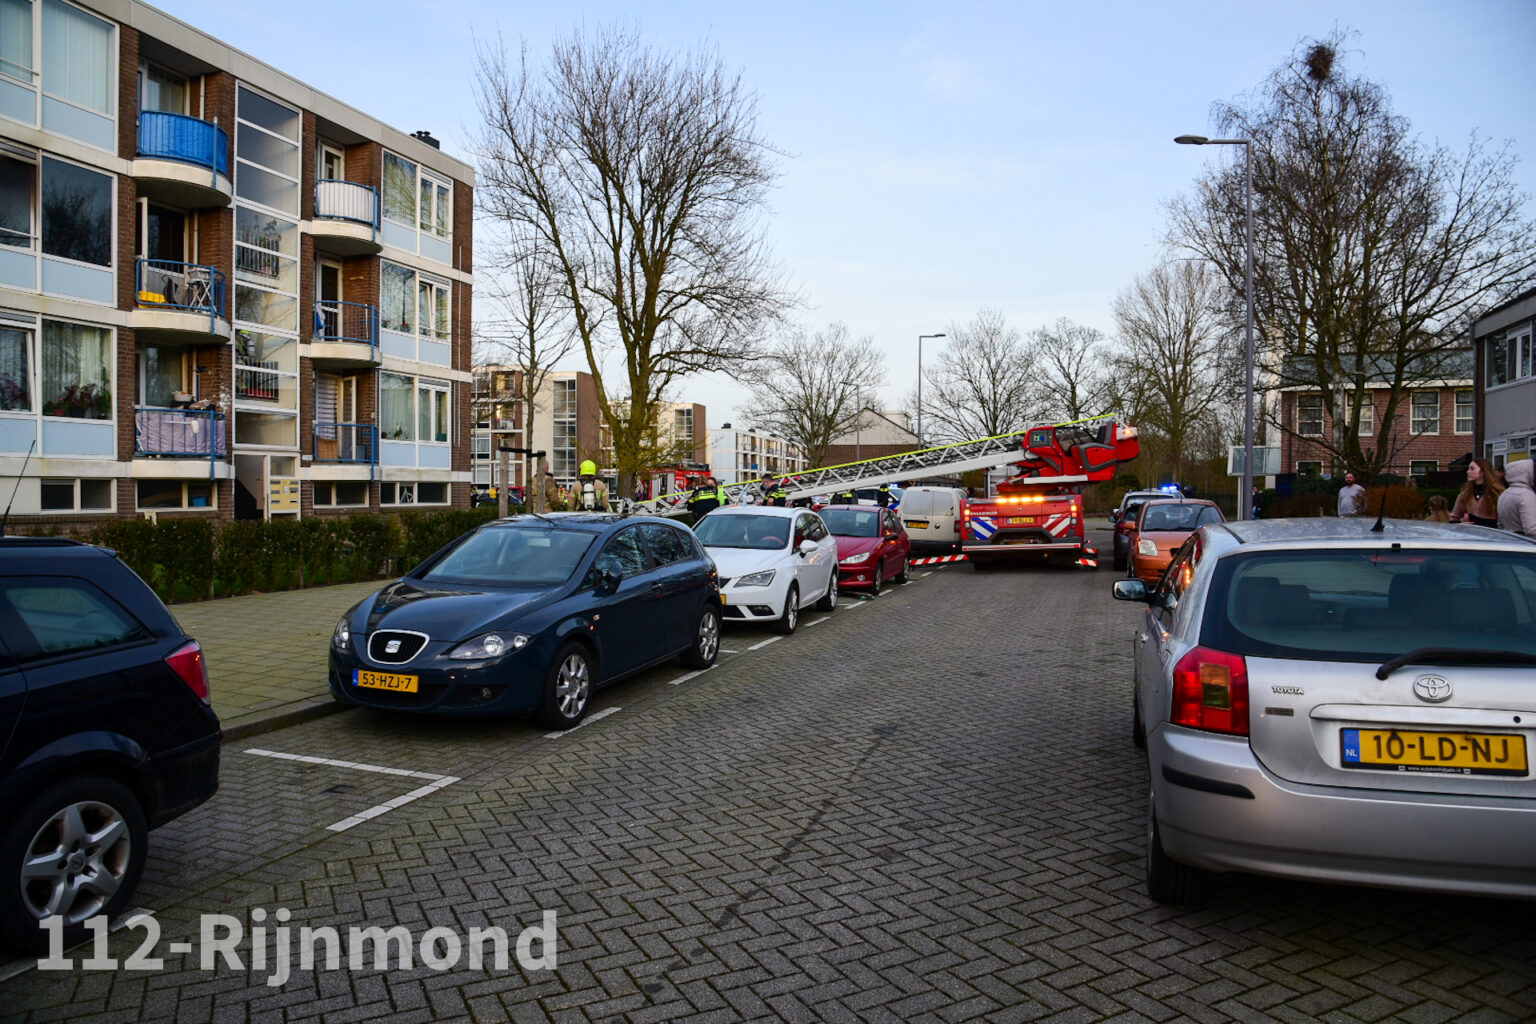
[0, 775, 147, 954]
[869, 565, 883, 596]
[1132, 692, 1146, 749]
[816, 570, 838, 611]
[894, 558, 909, 584]
[536, 642, 593, 730]
[773, 584, 801, 634]
[680, 605, 721, 669]
[1146, 797, 1204, 905]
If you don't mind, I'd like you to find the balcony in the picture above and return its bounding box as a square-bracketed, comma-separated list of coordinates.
[135, 406, 228, 478]
[133, 112, 232, 208]
[313, 422, 379, 479]
[132, 259, 228, 342]
[312, 180, 382, 255]
[310, 301, 381, 368]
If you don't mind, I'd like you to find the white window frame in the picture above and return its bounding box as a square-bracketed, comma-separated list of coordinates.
[1454, 390, 1475, 435]
[380, 261, 451, 345]
[417, 378, 450, 445]
[1349, 391, 1374, 436]
[38, 316, 112, 421]
[0, 319, 33, 414]
[419, 170, 451, 239]
[233, 83, 301, 218]
[232, 330, 298, 449]
[1410, 391, 1440, 435]
[1296, 394, 1324, 437]
[313, 480, 369, 508]
[1408, 460, 1436, 477]
[0, 148, 37, 254]
[1297, 460, 1323, 476]
[38, 475, 113, 512]
[135, 478, 217, 511]
[38, 153, 114, 272]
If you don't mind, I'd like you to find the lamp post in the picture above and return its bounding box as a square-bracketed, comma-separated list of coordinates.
[916, 332, 945, 449]
[840, 379, 863, 460]
[1176, 134, 1255, 520]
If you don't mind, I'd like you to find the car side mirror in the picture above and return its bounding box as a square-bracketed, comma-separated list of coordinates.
[595, 556, 624, 593]
[798, 539, 818, 556]
[884, 530, 899, 540]
[1112, 578, 1149, 603]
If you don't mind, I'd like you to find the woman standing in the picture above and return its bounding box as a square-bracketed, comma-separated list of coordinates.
[1450, 459, 1504, 527]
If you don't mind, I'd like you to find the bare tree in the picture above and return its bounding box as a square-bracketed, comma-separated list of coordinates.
[473, 28, 793, 492]
[1113, 261, 1240, 483]
[919, 309, 1039, 442]
[1030, 318, 1113, 423]
[740, 322, 885, 468]
[1169, 34, 1536, 477]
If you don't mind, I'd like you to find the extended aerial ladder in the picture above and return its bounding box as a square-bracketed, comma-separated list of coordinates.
[622, 414, 1120, 517]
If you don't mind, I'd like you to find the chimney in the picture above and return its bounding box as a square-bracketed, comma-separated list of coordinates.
[411, 130, 441, 150]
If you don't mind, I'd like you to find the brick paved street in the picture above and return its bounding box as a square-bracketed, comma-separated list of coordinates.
[2, 531, 1533, 1023]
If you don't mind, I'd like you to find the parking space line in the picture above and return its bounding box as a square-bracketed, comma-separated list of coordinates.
[919, 571, 933, 578]
[327, 778, 457, 832]
[670, 667, 713, 686]
[843, 600, 866, 610]
[245, 748, 461, 833]
[544, 705, 623, 738]
[747, 635, 783, 650]
[803, 617, 829, 627]
[720, 648, 740, 654]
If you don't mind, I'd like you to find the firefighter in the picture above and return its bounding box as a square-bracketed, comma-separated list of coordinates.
[876, 482, 893, 508]
[687, 476, 729, 518]
[576, 460, 610, 511]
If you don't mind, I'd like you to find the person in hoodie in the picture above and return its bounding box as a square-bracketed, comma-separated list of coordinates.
[1496, 459, 1536, 538]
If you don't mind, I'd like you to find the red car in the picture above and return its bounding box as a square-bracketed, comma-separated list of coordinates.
[821, 505, 911, 595]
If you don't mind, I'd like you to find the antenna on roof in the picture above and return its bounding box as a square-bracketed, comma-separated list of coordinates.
[1369, 467, 1387, 533]
[0, 438, 37, 537]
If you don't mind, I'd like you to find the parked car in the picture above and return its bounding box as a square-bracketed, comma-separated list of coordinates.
[1125, 498, 1225, 585]
[1110, 488, 1173, 571]
[1113, 518, 1536, 904]
[328, 513, 720, 729]
[0, 537, 221, 954]
[821, 505, 911, 595]
[693, 505, 839, 633]
[899, 486, 967, 551]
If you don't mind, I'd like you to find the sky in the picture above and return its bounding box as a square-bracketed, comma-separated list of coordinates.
[150, 0, 1536, 431]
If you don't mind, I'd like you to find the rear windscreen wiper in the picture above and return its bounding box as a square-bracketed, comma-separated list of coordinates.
[1376, 647, 1536, 680]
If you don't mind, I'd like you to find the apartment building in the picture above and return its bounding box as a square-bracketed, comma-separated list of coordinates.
[0, 0, 473, 523]
[707, 423, 808, 484]
[1472, 288, 1536, 469]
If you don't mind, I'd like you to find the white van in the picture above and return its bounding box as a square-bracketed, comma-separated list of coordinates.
[899, 486, 968, 550]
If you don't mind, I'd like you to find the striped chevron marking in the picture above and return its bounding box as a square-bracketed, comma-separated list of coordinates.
[968, 516, 997, 540]
[909, 554, 969, 566]
[1044, 513, 1071, 537]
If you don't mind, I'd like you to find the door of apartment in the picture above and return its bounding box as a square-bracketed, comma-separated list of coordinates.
[314, 373, 359, 460]
[316, 261, 342, 341]
[319, 144, 344, 182]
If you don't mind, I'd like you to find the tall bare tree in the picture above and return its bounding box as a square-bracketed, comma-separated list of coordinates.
[1030, 317, 1113, 423]
[740, 323, 885, 469]
[919, 309, 1038, 442]
[473, 28, 792, 491]
[1113, 261, 1240, 483]
[1169, 34, 1536, 477]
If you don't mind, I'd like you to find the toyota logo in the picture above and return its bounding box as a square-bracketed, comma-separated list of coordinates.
[1412, 674, 1452, 703]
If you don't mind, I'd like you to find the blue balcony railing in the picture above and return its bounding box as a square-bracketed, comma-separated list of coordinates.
[315, 179, 381, 233]
[135, 406, 227, 478]
[314, 422, 379, 469]
[313, 300, 380, 352]
[136, 111, 230, 177]
[136, 258, 226, 332]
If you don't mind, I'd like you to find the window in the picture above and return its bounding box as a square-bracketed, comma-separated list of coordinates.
[2, 578, 148, 660]
[0, 154, 33, 250]
[1297, 460, 1322, 476]
[1, 0, 32, 86]
[1297, 394, 1323, 437]
[314, 481, 368, 507]
[1409, 461, 1436, 477]
[642, 523, 692, 566]
[139, 64, 185, 114]
[381, 372, 414, 441]
[381, 481, 445, 505]
[233, 207, 298, 332]
[1486, 330, 1507, 388]
[380, 261, 449, 340]
[232, 331, 296, 448]
[417, 380, 449, 443]
[1455, 390, 1475, 435]
[38, 476, 111, 511]
[384, 152, 451, 240]
[0, 324, 29, 411]
[40, 0, 113, 116]
[1409, 391, 1440, 435]
[596, 527, 648, 578]
[382, 152, 416, 226]
[416, 482, 446, 504]
[419, 173, 450, 237]
[1514, 324, 1533, 382]
[39, 319, 109, 418]
[136, 479, 214, 510]
[41, 156, 111, 266]
[417, 276, 449, 339]
[234, 86, 300, 216]
[1351, 393, 1373, 435]
[137, 344, 187, 406]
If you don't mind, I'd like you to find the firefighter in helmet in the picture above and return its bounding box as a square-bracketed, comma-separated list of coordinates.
[577, 460, 610, 512]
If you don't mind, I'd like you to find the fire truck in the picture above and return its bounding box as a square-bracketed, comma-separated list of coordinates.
[961, 418, 1140, 570]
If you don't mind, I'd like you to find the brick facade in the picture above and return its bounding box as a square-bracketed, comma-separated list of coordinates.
[1277, 386, 1477, 476]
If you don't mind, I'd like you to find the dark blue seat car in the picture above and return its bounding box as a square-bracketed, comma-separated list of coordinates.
[0, 537, 221, 954]
[329, 513, 721, 728]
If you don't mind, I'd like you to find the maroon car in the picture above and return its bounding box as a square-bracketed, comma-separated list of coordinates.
[821, 505, 911, 595]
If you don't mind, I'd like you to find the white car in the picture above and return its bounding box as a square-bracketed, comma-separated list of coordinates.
[693, 506, 839, 633]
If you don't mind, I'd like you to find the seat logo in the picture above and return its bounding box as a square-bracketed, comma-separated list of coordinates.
[1412, 674, 1452, 703]
[385, 639, 402, 654]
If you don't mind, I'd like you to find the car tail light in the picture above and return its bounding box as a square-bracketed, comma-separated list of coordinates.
[166, 641, 210, 703]
[1170, 646, 1248, 735]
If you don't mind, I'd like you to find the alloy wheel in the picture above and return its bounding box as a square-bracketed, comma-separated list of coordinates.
[555, 652, 590, 719]
[21, 800, 132, 925]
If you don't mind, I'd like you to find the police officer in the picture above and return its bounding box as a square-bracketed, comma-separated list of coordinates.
[876, 482, 893, 508]
[576, 460, 610, 511]
[762, 476, 789, 507]
[687, 476, 728, 518]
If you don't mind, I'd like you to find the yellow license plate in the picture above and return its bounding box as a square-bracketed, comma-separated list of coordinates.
[1342, 729, 1527, 776]
[904, 520, 929, 529]
[1007, 516, 1036, 525]
[354, 669, 419, 693]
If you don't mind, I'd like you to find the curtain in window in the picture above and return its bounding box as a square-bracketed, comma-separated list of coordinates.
[381, 372, 413, 441]
[0, 156, 30, 248]
[417, 384, 431, 442]
[0, 0, 31, 83]
[434, 283, 450, 339]
[41, 0, 111, 114]
[140, 345, 180, 407]
[435, 184, 449, 236]
[40, 320, 109, 418]
[382, 262, 414, 332]
[417, 279, 431, 337]
[383, 153, 416, 225]
[0, 326, 29, 411]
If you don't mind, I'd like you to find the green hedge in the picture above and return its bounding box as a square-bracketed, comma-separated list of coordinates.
[82, 508, 497, 603]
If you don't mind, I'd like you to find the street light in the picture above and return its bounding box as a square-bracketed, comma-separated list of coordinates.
[916, 333, 945, 448]
[840, 379, 863, 461]
[1176, 133, 1255, 520]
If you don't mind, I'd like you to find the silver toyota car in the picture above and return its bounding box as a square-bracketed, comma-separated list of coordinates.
[1113, 518, 1536, 903]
